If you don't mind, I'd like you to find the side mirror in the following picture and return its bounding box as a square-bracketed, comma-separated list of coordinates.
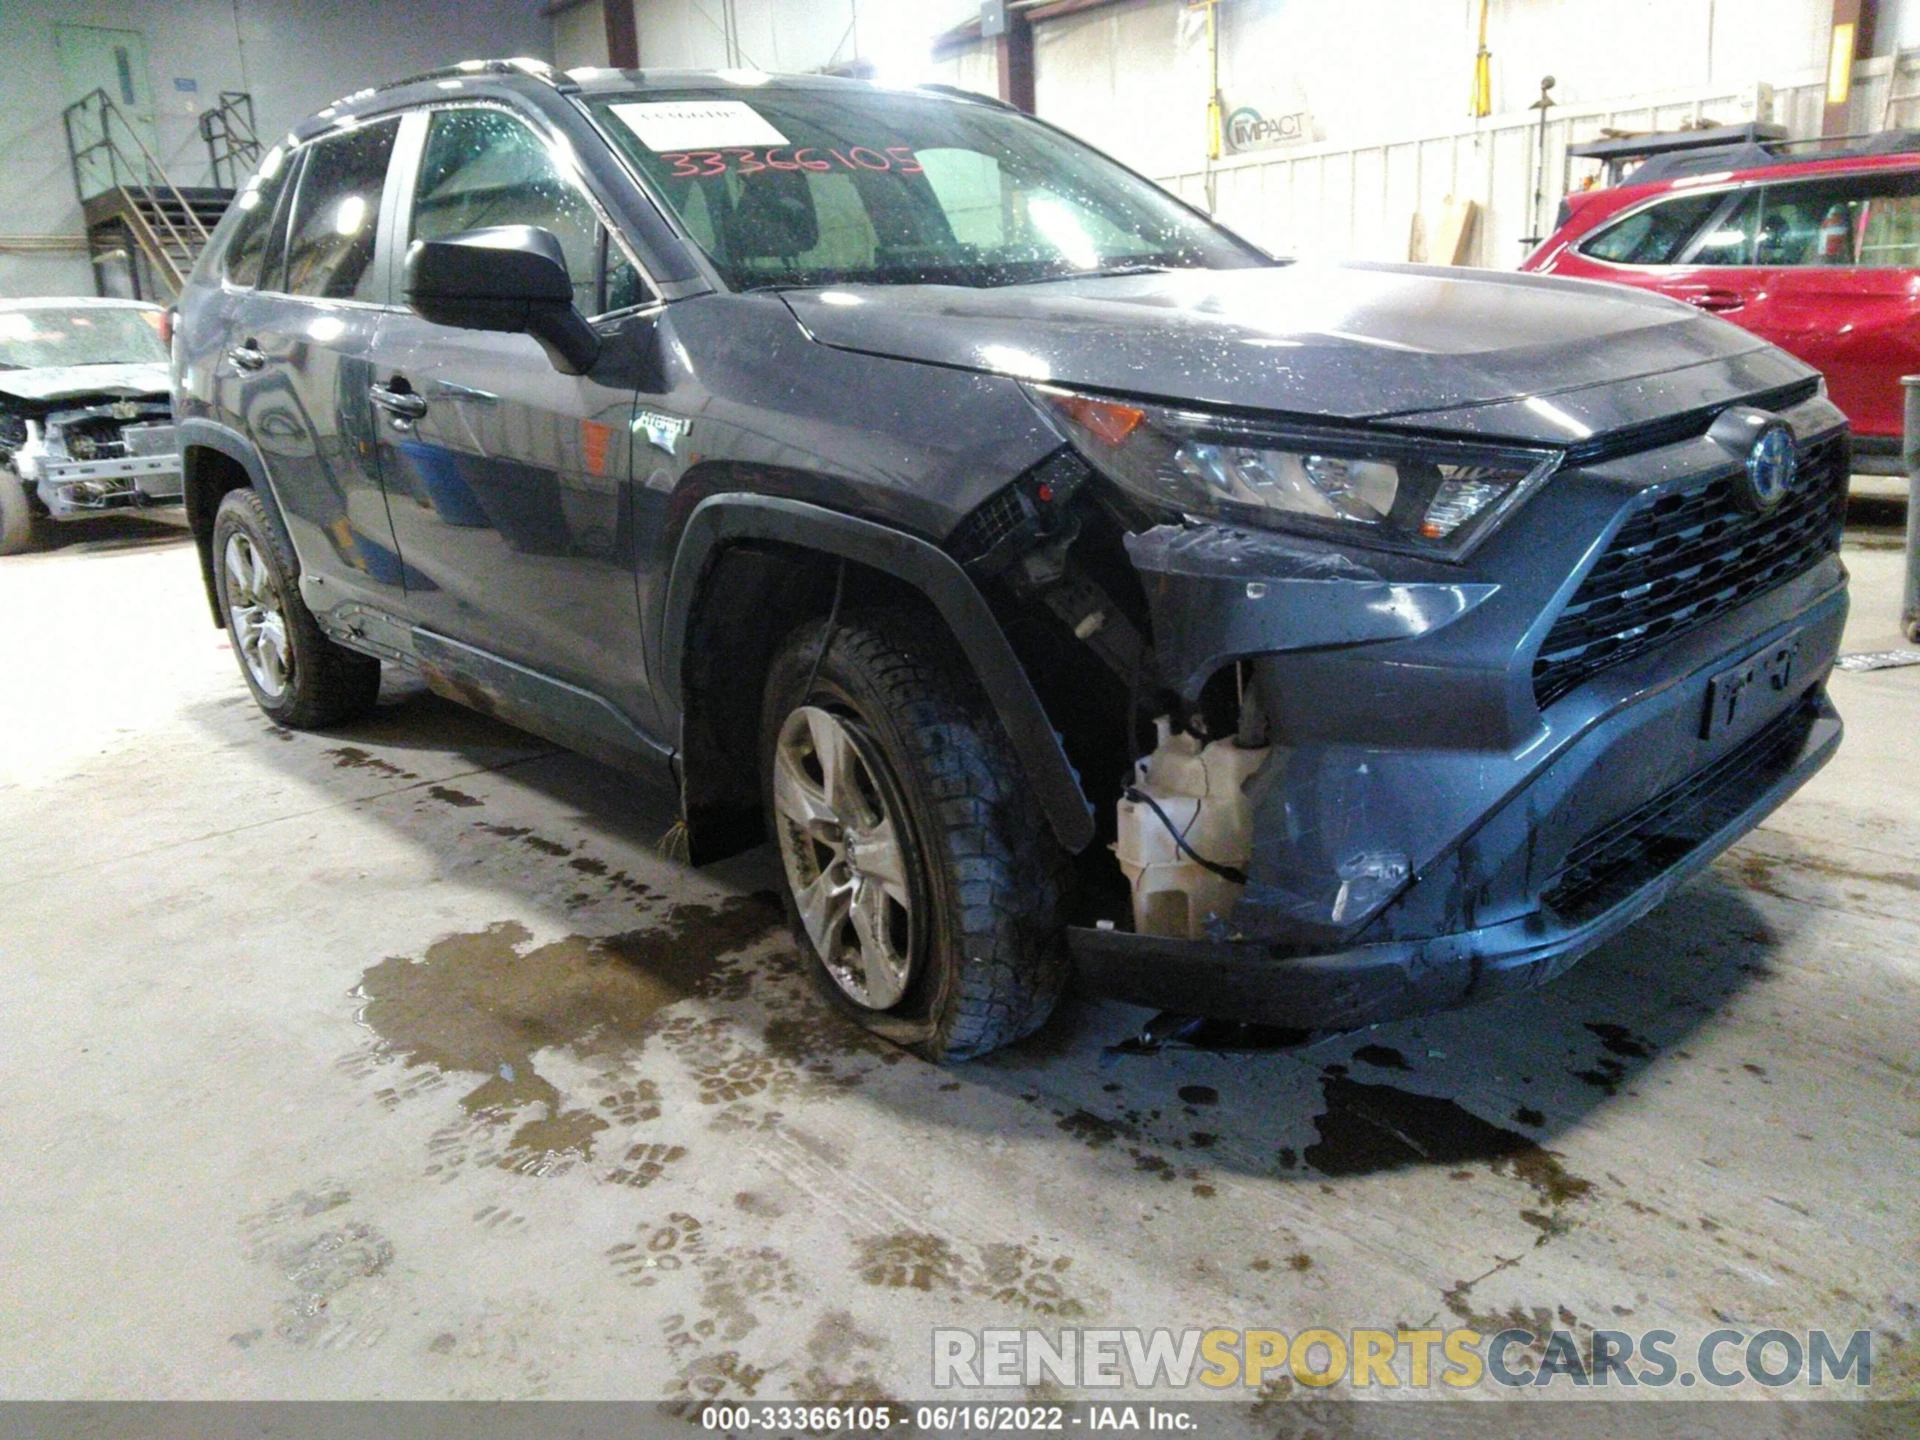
[404, 225, 600, 375]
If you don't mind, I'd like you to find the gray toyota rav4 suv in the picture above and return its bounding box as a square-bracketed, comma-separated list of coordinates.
[173, 60, 1848, 1060]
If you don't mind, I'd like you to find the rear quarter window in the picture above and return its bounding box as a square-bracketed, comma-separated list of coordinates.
[1753, 171, 1920, 267]
[221, 147, 296, 288]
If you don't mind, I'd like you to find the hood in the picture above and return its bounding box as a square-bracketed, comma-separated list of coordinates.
[0, 362, 172, 405]
[781, 263, 1795, 445]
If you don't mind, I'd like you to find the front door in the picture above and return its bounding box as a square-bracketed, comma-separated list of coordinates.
[369, 104, 655, 726]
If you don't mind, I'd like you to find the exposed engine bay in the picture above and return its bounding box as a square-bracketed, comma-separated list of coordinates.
[1, 389, 182, 521]
[947, 448, 1271, 941]
[0, 301, 184, 552]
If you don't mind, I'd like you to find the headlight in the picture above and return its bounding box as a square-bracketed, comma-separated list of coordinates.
[1030, 386, 1558, 559]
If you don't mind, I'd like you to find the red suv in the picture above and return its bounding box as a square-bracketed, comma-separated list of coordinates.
[1524, 134, 1920, 471]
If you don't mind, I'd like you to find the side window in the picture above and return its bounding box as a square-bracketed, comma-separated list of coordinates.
[1687, 193, 1760, 265]
[1752, 174, 1920, 267]
[222, 145, 295, 288]
[410, 107, 602, 314]
[1856, 183, 1920, 267]
[282, 119, 400, 300]
[1578, 191, 1723, 265]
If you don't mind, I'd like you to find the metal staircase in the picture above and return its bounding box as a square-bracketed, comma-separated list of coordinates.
[61, 88, 260, 302]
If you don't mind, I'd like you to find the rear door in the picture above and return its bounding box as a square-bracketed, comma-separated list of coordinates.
[1701, 171, 1920, 442]
[195, 142, 296, 446]
[227, 117, 409, 612]
[368, 102, 657, 725]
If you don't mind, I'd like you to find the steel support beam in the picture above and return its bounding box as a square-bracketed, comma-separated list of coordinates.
[1822, 0, 1879, 136]
[604, 0, 639, 71]
[998, 12, 1036, 113]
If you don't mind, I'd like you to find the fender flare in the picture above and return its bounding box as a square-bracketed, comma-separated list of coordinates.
[661, 493, 1096, 854]
[177, 418, 294, 623]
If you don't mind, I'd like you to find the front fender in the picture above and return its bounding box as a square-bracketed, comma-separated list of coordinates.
[177, 418, 292, 625]
[660, 493, 1096, 854]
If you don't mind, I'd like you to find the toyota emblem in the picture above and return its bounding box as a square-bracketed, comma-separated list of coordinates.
[1745, 424, 1796, 510]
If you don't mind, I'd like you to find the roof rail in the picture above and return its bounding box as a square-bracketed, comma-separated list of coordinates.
[333, 57, 579, 108]
[914, 82, 1015, 111]
[1573, 122, 1920, 187]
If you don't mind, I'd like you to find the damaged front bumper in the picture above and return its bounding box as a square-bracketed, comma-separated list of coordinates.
[35, 449, 184, 518]
[1071, 399, 1849, 1031]
[10, 406, 182, 520]
[1071, 684, 1839, 1031]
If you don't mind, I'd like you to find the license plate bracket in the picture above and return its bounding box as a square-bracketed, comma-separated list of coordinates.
[1702, 631, 1802, 741]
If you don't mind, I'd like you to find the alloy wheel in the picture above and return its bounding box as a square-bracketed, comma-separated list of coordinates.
[223, 531, 292, 700]
[771, 705, 918, 1009]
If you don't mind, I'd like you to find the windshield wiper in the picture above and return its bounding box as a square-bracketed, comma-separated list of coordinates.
[1001, 263, 1174, 287]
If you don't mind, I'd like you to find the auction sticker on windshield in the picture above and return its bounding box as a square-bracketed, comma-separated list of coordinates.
[609, 100, 787, 150]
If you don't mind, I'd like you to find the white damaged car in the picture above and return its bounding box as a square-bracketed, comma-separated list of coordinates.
[0, 297, 182, 553]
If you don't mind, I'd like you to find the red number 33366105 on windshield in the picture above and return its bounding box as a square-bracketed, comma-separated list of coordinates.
[657, 146, 923, 178]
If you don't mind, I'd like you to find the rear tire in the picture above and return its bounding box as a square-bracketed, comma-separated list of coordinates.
[760, 607, 1070, 1062]
[212, 486, 379, 728]
[0, 466, 38, 555]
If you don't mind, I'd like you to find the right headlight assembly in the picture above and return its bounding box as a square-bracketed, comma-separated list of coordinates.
[1028, 385, 1560, 560]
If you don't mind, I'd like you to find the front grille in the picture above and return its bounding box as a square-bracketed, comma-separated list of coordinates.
[1533, 432, 1847, 708]
[1543, 694, 1820, 919]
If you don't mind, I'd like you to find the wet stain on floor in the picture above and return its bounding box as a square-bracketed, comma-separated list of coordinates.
[427, 785, 483, 808]
[324, 745, 417, 781]
[1733, 848, 1920, 900]
[1303, 1072, 1593, 1208]
[1056, 1109, 1125, 1148]
[853, 1232, 1096, 1316]
[240, 1184, 394, 1347]
[1584, 1022, 1653, 1059]
[856, 1232, 967, 1292]
[350, 894, 782, 1175]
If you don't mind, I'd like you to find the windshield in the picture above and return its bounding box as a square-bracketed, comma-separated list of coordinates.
[0, 307, 167, 370]
[591, 87, 1267, 290]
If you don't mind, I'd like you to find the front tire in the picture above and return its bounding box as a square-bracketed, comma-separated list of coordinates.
[212, 486, 379, 728]
[760, 608, 1070, 1062]
[0, 466, 38, 555]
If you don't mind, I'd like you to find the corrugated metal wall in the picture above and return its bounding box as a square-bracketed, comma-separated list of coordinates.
[1159, 78, 1810, 267]
[976, 0, 1920, 270]
[1157, 57, 1916, 268]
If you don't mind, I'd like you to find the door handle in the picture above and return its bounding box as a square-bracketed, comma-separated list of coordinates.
[369, 382, 429, 421]
[426, 380, 498, 405]
[227, 343, 266, 371]
[1688, 291, 1745, 313]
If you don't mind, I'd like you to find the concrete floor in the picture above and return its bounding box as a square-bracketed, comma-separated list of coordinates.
[1, 508, 1916, 1405]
